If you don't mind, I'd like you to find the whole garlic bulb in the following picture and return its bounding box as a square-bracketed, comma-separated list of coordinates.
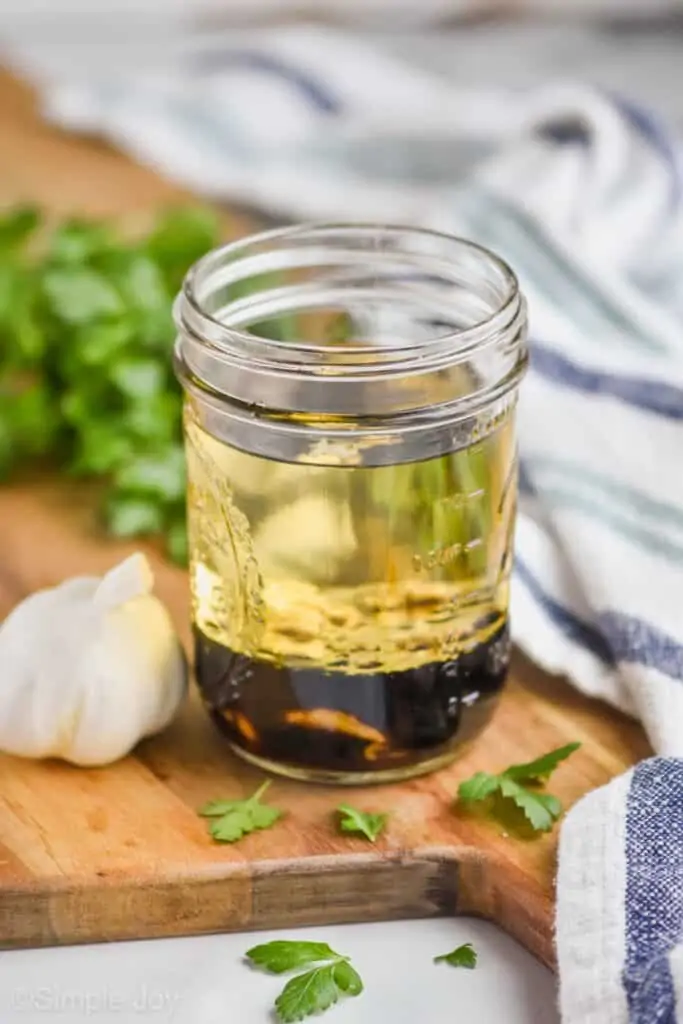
[0, 552, 187, 766]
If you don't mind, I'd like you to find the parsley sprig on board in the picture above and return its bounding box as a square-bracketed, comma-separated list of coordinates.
[0, 203, 220, 563]
[458, 742, 581, 833]
[200, 780, 283, 843]
[336, 804, 388, 843]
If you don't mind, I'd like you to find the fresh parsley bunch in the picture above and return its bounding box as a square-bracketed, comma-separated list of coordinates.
[0, 203, 220, 564]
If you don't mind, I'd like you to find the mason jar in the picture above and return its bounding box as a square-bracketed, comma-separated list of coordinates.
[173, 223, 528, 785]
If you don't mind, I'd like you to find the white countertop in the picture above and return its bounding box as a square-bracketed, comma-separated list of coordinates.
[0, 917, 558, 1024]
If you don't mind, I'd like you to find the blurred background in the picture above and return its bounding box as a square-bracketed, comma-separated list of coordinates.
[2, 1, 683, 102]
[0, 0, 680, 231]
[0, 0, 681, 559]
[0, 0, 680, 230]
[2, 1, 683, 204]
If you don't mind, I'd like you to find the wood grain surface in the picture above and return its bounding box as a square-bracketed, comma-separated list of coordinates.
[0, 71, 651, 965]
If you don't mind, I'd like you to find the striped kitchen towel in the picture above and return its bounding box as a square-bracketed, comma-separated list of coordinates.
[17, 26, 683, 1022]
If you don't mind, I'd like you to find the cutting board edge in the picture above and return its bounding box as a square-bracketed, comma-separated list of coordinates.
[0, 846, 553, 967]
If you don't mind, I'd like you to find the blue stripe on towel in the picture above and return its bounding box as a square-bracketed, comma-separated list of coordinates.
[514, 556, 683, 680]
[514, 555, 616, 666]
[518, 459, 536, 498]
[530, 342, 683, 421]
[193, 50, 341, 114]
[611, 93, 681, 206]
[602, 613, 683, 683]
[623, 758, 683, 1023]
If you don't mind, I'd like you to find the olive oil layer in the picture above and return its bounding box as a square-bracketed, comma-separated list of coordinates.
[186, 410, 517, 777]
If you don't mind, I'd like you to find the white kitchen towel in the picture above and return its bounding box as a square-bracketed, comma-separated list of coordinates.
[17, 26, 683, 1022]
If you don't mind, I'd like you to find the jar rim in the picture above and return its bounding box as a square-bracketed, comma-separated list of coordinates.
[173, 221, 527, 422]
[177, 221, 521, 364]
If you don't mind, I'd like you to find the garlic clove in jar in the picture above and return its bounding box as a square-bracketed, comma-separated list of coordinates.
[255, 495, 358, 584]
[0, 553, 187, 766]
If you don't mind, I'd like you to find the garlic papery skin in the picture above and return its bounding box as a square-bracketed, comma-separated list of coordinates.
[0, 553, 187, 766]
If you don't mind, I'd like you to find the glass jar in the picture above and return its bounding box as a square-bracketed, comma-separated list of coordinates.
[173, 224, 528, 785]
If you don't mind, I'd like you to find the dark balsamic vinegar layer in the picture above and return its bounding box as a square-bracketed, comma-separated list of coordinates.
[194, 620, 510, 774]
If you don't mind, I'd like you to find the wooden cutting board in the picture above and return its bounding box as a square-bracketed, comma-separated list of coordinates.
[0, 479, 650, 964]
[0, 71, 650, 966]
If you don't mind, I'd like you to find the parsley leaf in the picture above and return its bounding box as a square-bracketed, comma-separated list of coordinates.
[457, 772, 500, 802]
[144, 206, 219, 290]
[42, 266, 124, 323]
[499, 779, 563, 832]
[457, 743, 581, 833]
[331, 961, 363, 995]
[113, 448, 186, 504]
[199, 780, 282, 843]
[245, 940, 363, 1022]
[0, 204, 40, 250]
[500, 742, 582, 784]
[105, 496, 166, 538]
[337, 804, 388, 843]
[434, 943, 478, 969]
[276, 965, 341, 1022]
[247, 941, 341, 975]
